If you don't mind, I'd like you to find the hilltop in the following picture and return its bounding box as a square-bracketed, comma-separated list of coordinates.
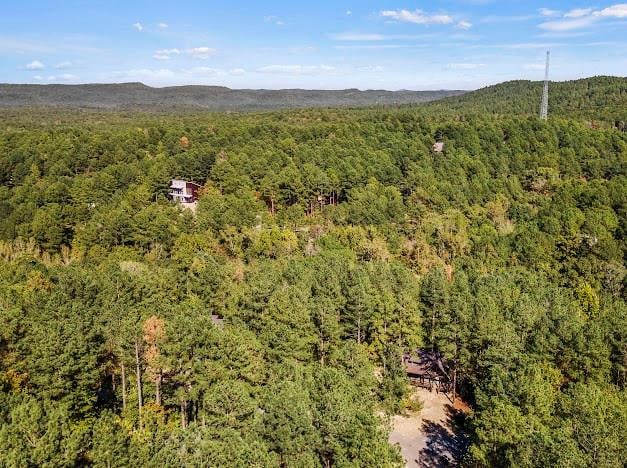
[0, 82, 465, 111]
[428, 76, 627, 121]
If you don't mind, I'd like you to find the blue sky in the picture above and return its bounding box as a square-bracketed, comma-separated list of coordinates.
[1, 1, 626, 89]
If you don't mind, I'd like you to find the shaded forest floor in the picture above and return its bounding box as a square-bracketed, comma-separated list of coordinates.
[389, 388, 469, 467]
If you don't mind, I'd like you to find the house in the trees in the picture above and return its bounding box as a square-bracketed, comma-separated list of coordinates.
[403, 349, 453, 395]
[432, 141, 445, 153]
[169, 179, 201, 206]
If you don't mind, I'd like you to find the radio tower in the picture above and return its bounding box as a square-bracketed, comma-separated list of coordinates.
[540, 50, 550, 120]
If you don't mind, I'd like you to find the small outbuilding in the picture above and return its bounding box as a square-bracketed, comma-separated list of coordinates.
[403, 349, 453, 394]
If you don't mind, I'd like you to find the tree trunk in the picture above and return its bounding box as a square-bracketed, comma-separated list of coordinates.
[382, 319, 388, 374]
[121, 362, 127, 411]
[181, 400, 188, 428]
[430, 310, 436, 352]
[134, 339, 143, 428]
[155, 371, 162, 406]
[357, 315, 362, 345]
[319, 310, 325, 365]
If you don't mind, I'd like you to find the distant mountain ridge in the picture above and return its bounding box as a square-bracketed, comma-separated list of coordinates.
[0, 83, 466, 110]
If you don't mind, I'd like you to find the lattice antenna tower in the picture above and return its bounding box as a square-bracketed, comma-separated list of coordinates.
[540, 51, 550, 120]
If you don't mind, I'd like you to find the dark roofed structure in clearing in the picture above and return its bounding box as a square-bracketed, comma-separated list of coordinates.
[403, 349, 453, 394]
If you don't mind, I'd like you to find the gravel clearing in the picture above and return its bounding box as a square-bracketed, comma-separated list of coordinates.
[389, 388, 468, 467]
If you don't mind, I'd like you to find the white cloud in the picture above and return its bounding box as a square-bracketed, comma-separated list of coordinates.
[157, 22, 168, 29]
[153, 47, 215, 60]
[565, 8, 594, 18]
[446, 63, 486, 70]
[229, 68, 245, 76]
[456, 20, 473, 29]
[187, 47, 216, 59]
[540, 4, 627, 31]
[381, 9, 453, 25]
[539, 17, 596, 31]
[346, 10, 352, 15]
[539, 8, 561, 17]
[256, 64, 335, 74]
[34, 75, 43, 81]
[25, 60, 44, 70]
[153, 48, 181, 60]
[54, 61, 72, 69]
[597, 4, 627, 17]
[132, 22, 143, 32]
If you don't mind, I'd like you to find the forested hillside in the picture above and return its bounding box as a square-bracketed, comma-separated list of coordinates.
[427, 76, 627, 122]
[0, 83, 464, 110]
[0, 79, 626, 467]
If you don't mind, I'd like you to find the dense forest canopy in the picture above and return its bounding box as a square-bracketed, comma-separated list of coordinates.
[0, 76, 626, 467]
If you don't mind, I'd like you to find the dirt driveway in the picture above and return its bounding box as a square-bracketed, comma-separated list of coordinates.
[389, 388, 468, 467]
